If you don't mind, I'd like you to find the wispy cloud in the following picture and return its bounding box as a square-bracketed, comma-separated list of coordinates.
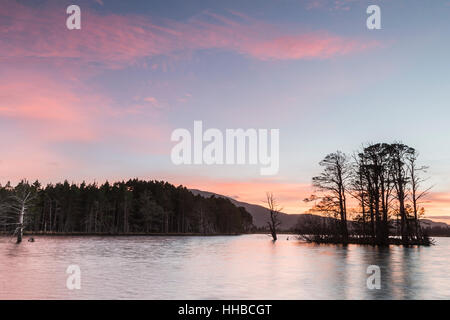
[0, 74, 98, 142]
[1, 1, 378, 69]
[0, 67, 171, 183]
[143, 96, 162, 108]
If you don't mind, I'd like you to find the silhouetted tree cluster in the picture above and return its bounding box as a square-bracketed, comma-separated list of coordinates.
[302, 143, 432, 245]
[0, 179, 253, 238]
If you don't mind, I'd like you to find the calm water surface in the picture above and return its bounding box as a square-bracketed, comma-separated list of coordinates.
[0, 234, 449, 299]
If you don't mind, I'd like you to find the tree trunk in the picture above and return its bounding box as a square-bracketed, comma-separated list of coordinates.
[17, 205, 25, 244]
[271, 229, 277, 241]
[269, 222, 277, 241]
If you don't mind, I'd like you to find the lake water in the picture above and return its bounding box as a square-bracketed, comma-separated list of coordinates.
[0, 234, 449, 299]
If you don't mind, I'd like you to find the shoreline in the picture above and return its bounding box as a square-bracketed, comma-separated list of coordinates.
[0, 231, 296, 237]
[0, 232, 446, 239]
[0, 231, 246, 237]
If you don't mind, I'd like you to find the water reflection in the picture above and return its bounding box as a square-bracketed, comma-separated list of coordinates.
[0, 235, 449, 299]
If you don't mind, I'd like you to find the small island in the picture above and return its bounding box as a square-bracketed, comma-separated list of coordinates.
[298, 142, 432, 246]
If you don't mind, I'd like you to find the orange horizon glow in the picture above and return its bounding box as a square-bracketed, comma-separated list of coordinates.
[180, 178, 450, 223]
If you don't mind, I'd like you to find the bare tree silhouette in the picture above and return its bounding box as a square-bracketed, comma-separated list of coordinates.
[265, 192, 282, 241]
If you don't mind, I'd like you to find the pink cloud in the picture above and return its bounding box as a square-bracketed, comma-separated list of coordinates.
[241, 33, 375, 60]
[0, 1, 378, 68]
[0, 0, 383, 189]
[0, 66, 171, 184]
[143, 97, 161, 108]
[0, 74, 98, 142]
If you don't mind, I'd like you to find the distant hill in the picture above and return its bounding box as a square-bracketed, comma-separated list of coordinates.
[190, 189, 450, 232]
[190, 189, 323, 230]
[420, 219, 450, 229]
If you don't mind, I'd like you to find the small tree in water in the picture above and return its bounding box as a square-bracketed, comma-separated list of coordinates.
[265, 193, 281, 241]
[0, 181, 37, 243]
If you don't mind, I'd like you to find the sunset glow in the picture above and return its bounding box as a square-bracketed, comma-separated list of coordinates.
[1, 0, 449, 222]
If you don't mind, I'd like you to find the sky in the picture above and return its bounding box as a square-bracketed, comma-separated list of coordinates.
[1, 0, 450, 221]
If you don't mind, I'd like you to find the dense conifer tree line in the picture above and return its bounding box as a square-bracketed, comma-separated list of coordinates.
[0, 179, 253, 236]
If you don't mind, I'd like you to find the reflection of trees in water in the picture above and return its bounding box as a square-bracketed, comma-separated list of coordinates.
[362, 246, 419, 300]
[305, 244, 352, 299]
[335, 245, 350, 299]
[395, 248, 418, 299]
[316, 244, 421, 300]
[364, 246, 392, 299]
